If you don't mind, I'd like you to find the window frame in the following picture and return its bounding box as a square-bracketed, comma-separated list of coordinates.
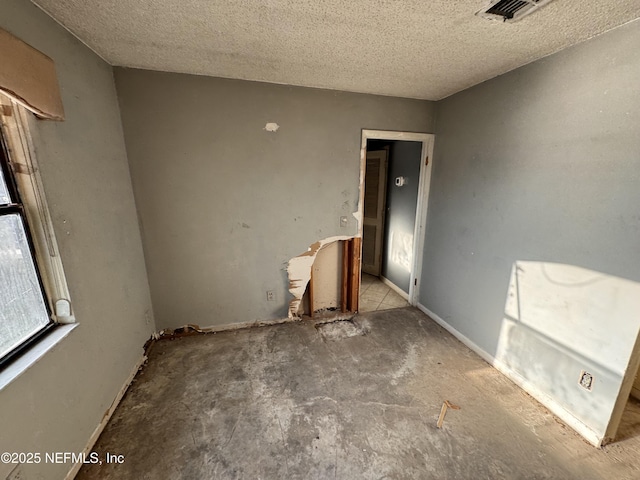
[0, 131, 56, 367]
[0, 95, 75, 373]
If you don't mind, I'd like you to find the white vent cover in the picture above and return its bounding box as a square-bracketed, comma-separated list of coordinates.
[476, 0, 554, 22]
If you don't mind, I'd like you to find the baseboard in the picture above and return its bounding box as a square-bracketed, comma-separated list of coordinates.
[416, 303, 494, 365]
[380, 276, 409, 301]
[416, 303, 603, 447]
[65, 354, 147, 480]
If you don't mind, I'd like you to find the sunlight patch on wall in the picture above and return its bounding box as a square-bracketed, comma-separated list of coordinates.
[389, 230, 413, 273]
[495, 261, 640, 446]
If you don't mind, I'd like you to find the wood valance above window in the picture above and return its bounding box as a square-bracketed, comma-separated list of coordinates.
[0, 27, 64, 120]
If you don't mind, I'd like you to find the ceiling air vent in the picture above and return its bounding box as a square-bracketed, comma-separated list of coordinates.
[476, 0, 554, 22]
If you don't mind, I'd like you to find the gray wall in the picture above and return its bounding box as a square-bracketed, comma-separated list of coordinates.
[0, 1, 154, 478]
[421, 20, 640, 440]
[115, 68, 435, 330]
[381, 141, 422, 293]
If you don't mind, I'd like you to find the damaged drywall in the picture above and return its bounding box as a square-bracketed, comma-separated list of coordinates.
[311, 241, 343, 312]
[287, 235, 354, 318]
[284, 130, 375, 318]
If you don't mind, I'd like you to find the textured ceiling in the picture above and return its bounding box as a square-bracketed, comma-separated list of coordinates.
[30, 0, 640, 100]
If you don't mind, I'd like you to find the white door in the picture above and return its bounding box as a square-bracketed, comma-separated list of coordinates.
[362, 149, 388, 276]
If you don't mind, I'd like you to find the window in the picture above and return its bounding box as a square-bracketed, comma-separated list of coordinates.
[0, 95, 74, 375]
[0, 126, 54, 366]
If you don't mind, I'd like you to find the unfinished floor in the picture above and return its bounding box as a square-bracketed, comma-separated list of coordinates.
[78, 308, 640, 479]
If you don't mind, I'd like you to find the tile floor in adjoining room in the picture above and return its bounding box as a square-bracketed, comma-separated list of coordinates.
[359, 273, 410, 312]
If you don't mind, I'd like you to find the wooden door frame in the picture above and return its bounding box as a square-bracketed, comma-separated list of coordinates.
[357, 130, 435, 307]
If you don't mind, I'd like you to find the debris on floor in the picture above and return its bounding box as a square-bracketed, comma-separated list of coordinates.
[437, 400, 461, 429]
[315, 318, 369, 341]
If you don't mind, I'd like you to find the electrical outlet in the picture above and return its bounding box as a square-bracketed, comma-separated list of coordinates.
[266, 290, 274, 302]
[579, 370, 594, 391]
[7, 464, 25, 480]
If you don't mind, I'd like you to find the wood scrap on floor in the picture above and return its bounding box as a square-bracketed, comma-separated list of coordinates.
[437, 400, 461, 428]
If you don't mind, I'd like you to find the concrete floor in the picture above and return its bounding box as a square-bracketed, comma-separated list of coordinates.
[78, 308, 640, 479]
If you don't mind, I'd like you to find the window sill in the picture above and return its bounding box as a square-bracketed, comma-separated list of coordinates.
[0, 323, 79, 391]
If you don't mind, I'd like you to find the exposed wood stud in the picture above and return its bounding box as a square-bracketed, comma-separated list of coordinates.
[341, 240, 349, 313]
[346, 239, 353, 311]
[349, 237, 361, 312]
[309, 267, 315, 318]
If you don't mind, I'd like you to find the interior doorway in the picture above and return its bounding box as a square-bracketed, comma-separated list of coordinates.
[357, 130, 434, 312]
